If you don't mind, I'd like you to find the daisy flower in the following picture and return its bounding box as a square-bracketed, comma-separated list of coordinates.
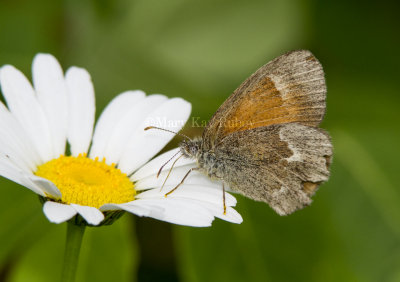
[0, 54, 242, 227]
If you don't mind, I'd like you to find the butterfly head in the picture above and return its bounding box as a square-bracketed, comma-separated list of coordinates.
[179, 138, 202, 159]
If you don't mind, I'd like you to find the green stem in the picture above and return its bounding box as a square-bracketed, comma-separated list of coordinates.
[61, 221, 86, 282]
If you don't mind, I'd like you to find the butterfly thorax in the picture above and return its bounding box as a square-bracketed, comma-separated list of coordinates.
[179, 138, 224, 179]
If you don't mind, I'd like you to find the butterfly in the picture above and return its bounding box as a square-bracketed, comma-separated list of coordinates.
[147, 50, 332, 216]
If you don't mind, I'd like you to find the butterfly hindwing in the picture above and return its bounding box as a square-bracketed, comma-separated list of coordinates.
[213, 123, 332, 215]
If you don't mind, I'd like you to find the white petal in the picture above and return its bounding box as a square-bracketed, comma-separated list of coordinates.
[70, 204, 104, 225]
[32, 54, 68, 157]
[0, 156, 45, 196]
[132, 148, 195, 181]
[195, 202, 243, 224]
[100, 202, 156, 217]
[103, 197, 216, 227]
[101, 185, 242, 226]
[0, 115, 36, 172]
[0, 101, 41, 170]
[0, 157, 63, 200]
[135, 183, 241, 225]
[43, 201, 77, 224]
[134, 164, 219, 191]
[136, 198, 214, 227]
[0, 149, 61, 200]
[100, 94, 167, 165]
[65, 67, 95, 156]
[0, 65, 54, 163]
[28, 175, 61, 199]
[0, 138, 33, 173]
[136, 184, 237, 207]
[118, 98, 191, 174]
[89, 91, 146, 160]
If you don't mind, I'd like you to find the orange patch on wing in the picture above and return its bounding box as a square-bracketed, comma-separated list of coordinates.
[219, 77, 323, 137]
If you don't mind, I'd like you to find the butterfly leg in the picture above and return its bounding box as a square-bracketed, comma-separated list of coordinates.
[222, 182, 226, 215]
[159, 154, 184, 192]
[165, 167, 199, 197]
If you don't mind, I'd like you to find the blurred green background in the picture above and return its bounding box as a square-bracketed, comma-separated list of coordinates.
[0, 0, 399, 281]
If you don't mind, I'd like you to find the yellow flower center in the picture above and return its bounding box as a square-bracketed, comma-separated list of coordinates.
[35, 154, 135, 208]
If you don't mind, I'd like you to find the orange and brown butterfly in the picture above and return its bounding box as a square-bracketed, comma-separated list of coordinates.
[147, 50, 332, 216]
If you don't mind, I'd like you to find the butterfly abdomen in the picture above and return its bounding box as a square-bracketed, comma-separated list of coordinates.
[195, 151, 224, 179]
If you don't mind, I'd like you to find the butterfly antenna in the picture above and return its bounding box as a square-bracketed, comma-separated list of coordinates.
[144, 126, 192, 141]
[160, 154, 184, 192]
[157, 150, 181, 178]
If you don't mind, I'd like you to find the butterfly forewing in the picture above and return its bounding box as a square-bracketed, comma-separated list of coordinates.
[203, 50, 326, 149]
